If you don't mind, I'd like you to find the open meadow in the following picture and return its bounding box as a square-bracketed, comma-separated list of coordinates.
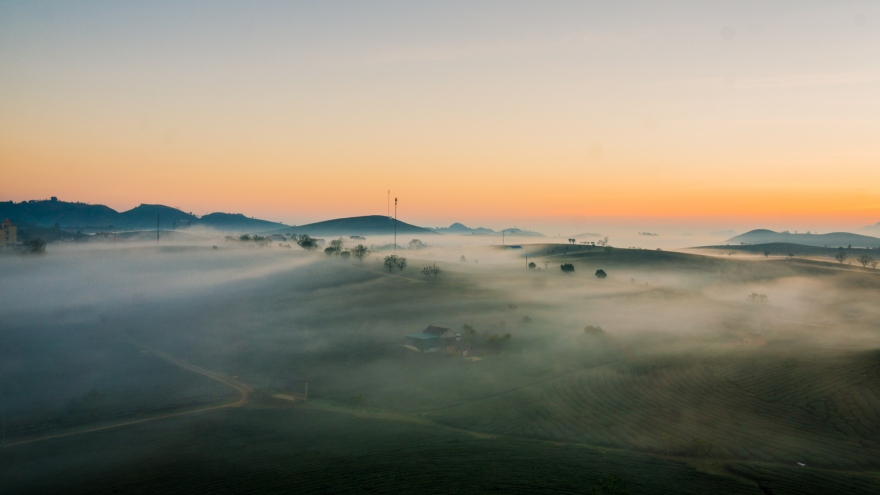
[2, 239, 880, 494]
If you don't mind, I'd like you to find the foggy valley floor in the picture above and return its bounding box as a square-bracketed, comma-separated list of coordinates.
[1, 242, 880, 494]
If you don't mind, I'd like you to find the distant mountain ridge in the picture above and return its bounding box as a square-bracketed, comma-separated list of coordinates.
[433, 222, 543, 237]
[0, 199, 287, 232]
[726, 229, 880, 248]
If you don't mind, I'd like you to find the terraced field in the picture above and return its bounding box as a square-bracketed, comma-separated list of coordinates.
[429, 349, 880, 469]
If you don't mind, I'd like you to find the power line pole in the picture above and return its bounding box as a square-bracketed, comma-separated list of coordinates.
[393, 197, 398, 253]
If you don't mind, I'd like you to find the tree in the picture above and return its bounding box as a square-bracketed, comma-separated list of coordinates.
[764, 251, 770, 257]
[528, 262, 536, 269]
[239, 234, 251, 241]
[834, 248, 849, 264]
[296, 234, 319, 251]
[542, 261, 550, 270]
[351, 244, 369, 262]
[408, 239, 426, 249]
[384, 255, 408, 273]
[595, 269, 607, 279]
[460, 255, 467, 262]
[25, 238, 46, 254]
[560, 263, 575, 273]
[324, 247, 336, 255]
[857, 255, 874, 268]
[329, 238, 344, 254]
[872, 260, 878, 270]
[462, 324, 476, 339]
[339, 250, 351, 259]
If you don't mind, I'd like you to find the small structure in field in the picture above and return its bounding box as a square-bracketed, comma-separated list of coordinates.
[404, 325, 456, 353]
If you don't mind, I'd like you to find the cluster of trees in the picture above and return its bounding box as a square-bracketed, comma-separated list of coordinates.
[420, 263, 441, 278]
[834, 248, 878, 268]
[748, 293, 769, 304]
[408, 239, 427, 249]
[238, 234, 272, 246]
[22, 238, 46, 254]
[461, 323, 513, 353]
[383, 254, 408, 273]
[296, 234, 319, 250]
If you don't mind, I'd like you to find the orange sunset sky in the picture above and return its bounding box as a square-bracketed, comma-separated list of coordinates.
[2, 1, 878, 233]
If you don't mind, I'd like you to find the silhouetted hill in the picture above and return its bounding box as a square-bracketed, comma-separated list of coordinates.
[200, 213, 286, 231]
[0, 199, 287, 232]
[1, 199, 119, 228]
[727, 229, 880, 248]
[280, 215, 437, 236]
[118, 204, 199, 230]
[696, 242, 879, 258]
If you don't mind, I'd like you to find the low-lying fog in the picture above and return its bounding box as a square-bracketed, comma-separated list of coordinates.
[2, 235, 879, 471]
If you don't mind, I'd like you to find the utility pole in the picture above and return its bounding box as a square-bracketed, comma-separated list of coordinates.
[156, 213, 160, 244]
[393, 197, 398, 253]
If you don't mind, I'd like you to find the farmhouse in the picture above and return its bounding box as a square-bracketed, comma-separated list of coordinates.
[404, 325, 457, 353]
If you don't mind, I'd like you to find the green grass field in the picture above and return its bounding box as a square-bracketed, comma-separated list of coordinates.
[2, 243, 879, 493]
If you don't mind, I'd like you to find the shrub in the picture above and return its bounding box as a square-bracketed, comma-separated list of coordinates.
[528, 262, 536, 269]
[560, 263, 575, 273]
[584, 325, 605, 336]
[595, 269, 607, 279]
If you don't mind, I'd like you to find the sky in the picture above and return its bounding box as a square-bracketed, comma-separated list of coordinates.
[1, 1, 879, 234]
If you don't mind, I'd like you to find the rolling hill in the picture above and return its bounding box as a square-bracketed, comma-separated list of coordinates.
[727, 229, 880, 248]
[0, 199, 286, 232]
[276, 215, 437, 236]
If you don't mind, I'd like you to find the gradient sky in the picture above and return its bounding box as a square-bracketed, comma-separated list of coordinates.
[1, 1, 878, 233]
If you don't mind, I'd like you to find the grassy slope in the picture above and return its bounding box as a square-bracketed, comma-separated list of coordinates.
[9, 406, 876, 495]
[4, 247, 880, 493]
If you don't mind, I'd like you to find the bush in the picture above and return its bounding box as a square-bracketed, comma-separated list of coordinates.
[560, 263, 575, 273]
[528, 262, 536, 269]
[595, 269, 607, 279]
[584, 325, 605, 336]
